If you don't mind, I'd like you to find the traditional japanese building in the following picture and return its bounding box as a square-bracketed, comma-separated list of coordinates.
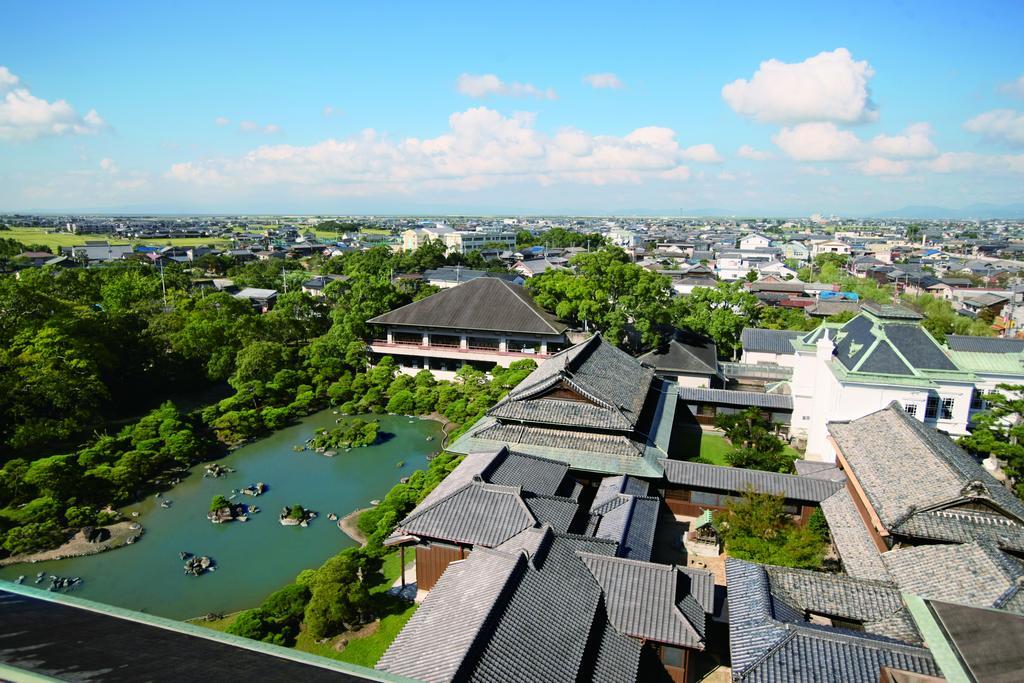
[448, 334, 683, 478]
[366, 276, 569, 380]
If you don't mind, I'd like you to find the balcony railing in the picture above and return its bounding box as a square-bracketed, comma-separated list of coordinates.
[369, 340, 549, 358]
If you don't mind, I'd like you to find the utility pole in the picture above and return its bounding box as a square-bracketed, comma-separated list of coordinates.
[282, 266, 288, 294]
[159, 258, 167, 307]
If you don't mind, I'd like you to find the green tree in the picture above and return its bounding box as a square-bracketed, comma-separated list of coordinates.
[714, 491, 826, 569]
[959, 384, 1024, 497]
[528, 247, 672, 350]
[673, 283, 761, 359]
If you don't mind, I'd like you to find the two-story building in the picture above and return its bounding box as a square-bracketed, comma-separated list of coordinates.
[789, 302, 978, 460]
[366, 277, 569, 380]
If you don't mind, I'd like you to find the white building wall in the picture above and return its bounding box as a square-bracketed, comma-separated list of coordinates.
[791, 334, 975, 461]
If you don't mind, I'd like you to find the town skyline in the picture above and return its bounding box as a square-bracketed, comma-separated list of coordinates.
[2, 1, 1024, 215]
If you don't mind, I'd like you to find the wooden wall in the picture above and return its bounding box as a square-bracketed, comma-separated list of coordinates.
[415, 543, 469, 591]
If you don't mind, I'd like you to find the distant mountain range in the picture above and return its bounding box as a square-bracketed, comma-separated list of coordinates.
[865, 204, 1024, 220]
[8, 202, 1024, 220]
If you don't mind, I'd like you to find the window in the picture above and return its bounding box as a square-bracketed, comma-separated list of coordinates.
[925, 396, 939, 419]
[941, 397, 955, 420]
[903, 403, 917, 417]
[660, 645, 684, 668]
[971, 391, 985, 410]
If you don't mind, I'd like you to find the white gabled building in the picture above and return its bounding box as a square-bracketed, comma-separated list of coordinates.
[789, 303, 978, 461]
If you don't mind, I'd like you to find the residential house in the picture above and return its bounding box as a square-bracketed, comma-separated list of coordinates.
[366, 276, 569, 380]
[421, 266, 524, 289]
[233, 287, 278, 312]
[811, 239, 852, 258]
[739, 328, 803, 367]
[778, 240, 811, 263]
[738, 232, 773, 250]
[512, 257, 567, 278]
[300, 274, 347, 297]
[637, 329, 720, 387]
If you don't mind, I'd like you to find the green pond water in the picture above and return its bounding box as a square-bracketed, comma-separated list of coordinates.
[0, 411, 442, 620]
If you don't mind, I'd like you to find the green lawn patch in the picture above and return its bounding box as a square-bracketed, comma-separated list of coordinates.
[697, 433, 801, 466]
[5, 226, 230, 251]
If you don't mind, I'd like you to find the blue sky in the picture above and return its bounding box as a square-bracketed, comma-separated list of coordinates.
[2, 1, 1023, 215]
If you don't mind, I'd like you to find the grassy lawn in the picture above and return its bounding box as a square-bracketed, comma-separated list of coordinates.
[189, 612, 240, 632]
[698, 433, 801, 466]
[4, 226, 231, 250]
[698, 433, 733, 465]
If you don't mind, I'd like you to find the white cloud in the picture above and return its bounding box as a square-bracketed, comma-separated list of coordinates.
[869, 123, 938, 158]
[797, 166, 831, 176]
[772, 122, 863, 161]
[166, 107, 717, 194]
[680, 143, 724, 163]
[964, 109, 1024, 146]
[214, 116, 231, 126]
[322, 105, 344, 118]
[927, 151, 1024, 174]
[239, 120, 282, 135]
[722, 48, 877, 124]
[456, 73, 557, 100]
[583, 73, 623, 89]
[660, 166, 691, 181]
[857, 157, 910, 176]
[717, 172, 737, 181]
[0, 65, 105, 141]
[999, 74, 1024, 98]
[0, 67, 18, 89]
[99, 158, 118, 173]
[737, 144, 770, 160]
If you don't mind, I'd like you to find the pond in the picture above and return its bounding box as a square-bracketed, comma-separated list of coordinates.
[0, 411, 442, 620]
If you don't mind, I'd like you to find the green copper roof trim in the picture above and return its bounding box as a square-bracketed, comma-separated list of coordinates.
[0, 581, 418, 683]
[0, 662, 63, 683]
[947, 349, 1024, 376]
[901, 592, 971, 683]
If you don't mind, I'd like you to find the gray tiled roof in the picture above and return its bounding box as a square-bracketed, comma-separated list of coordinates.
[393, 481, 538, 546]
[367, 276, 567, 335]
[946, 334, 1024, 353]
[472, 421, 645, 457]
[637, 329, 719, 376]
[376, 548, 526, 682]
[490, 335, 655, 431]
[659, 459, 842, 503]
[593, 475, 650, 511]
[590, 611, 644, 683]
[484, 450, 571, 496]
[726, 559, 940, 683]
[450, 418, 665, 478]
[741, 328, 803, 355]
[880, 541, 1024, 612]
[390, 446, 583, 547]
[590, 495, 660, 561]
[675, 386, 793, 410]
[468, 533, 616, 682]
[580, 553, 712, 649]
[819, 489, 890, 582]
[829, 404, 1024, 545]
[522, 494, 579, 532]
[889, 508, 1024, 552]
